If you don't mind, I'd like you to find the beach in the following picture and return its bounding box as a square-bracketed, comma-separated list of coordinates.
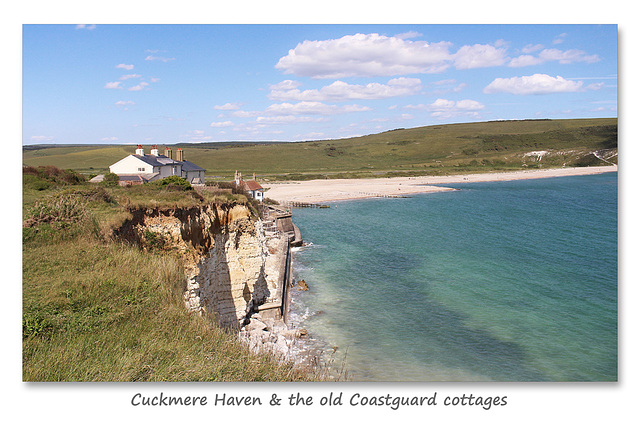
[264, 166, 618, 204]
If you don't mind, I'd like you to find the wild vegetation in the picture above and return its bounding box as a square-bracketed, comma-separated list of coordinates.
[22, 118, 617, 181]
[22, 167, 316, 381]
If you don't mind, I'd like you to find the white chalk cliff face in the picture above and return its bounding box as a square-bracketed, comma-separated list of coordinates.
[184, 215, 271, 326]
[116, 203, 281, 328]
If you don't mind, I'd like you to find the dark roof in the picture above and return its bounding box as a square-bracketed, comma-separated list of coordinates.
[117, 175, 152, 182]
[132, 154, 204, 171]
[133, 154, 181, 167]
[117, 173, 159, 181]
[180, 160, 205, 171]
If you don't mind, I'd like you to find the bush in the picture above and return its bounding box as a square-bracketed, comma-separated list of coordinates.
[23, 193, 88, 228]
[155, 176, 192, 191]
[23, 174, 53, 191]
[142, 230, 166, 252]
[23, 165, 86, 188]
[263, 197, 279, 205]
[102, 172, 120, 187]
[573, 153, 606, 167]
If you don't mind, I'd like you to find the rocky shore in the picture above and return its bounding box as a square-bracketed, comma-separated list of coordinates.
[238, 311, 308, 361]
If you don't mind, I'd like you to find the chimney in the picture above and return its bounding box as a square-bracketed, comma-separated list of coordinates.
[135, 144, 144, 156]
[164, 146, 172, 159]
[150, 144, 159, 156]
[176, 148, 184, 161]
[253, 173, 256, 181]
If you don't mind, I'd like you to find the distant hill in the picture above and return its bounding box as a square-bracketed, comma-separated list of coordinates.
[23, 118, 617, 180]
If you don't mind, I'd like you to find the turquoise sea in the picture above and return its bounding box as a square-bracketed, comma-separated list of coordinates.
[288, 172, 618, 381]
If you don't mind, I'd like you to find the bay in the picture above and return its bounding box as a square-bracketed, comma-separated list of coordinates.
[288, 172, 618, 381]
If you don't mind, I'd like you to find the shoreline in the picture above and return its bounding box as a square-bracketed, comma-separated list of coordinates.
[265, 165, 618, 204]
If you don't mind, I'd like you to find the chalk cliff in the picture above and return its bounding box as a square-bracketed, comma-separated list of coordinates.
[114, 203, 288, 328]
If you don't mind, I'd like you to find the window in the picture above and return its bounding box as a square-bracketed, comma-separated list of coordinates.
[138, 167, 145, 171]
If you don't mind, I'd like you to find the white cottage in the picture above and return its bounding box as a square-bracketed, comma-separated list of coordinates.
[109, 145, 205, 184]
[234, 171, 264, 202]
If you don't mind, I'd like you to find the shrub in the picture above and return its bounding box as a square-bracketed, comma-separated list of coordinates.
[572, 153, 606, 167]
[155, 176, 193, 191]
[23, 174, 53, 191]
[23, 313, 54, 339]
[23, 193, 88, 228]
[102, 172, 120, 187]
[23, 165, 86, 188]
[142, 230, 166, 252]
[263, 197, 279, 205]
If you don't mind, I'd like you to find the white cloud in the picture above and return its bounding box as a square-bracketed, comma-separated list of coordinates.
[76, 24, 96, 30]
[509, 55, 544, 67]
[404, 98, 485, 119]
[395, 31, 423, 40]
[231, 110, 261, 118]
[104, 81, 122, 89]
[276, 33, 599, 79]
[182, 130, 213, 142]
[150, 77, 161, 83]
[453, 44, 509, 70]
[116, 64, 134, 71]
[538, 48, 600, 64]
[214, 102, 243, 110]
[553, 33, 568, 45]
[298, 132, 326, 139]
[275, 33, 453, 78]
[256, 115, 328, 124]
[483, 74, 586, 95]
[120, 74, 142, 80]
[264, 101, 371, 116]
[268, 78, 423, 102]
[210, 121, 234, 127]
[430, 79, 468, 95]
[509, 48, 600, 68]
[145, 55, 175, 62]
[586, 82, 605, 91]
[101, 137, 118, 141]
[128, 82, 149, 91]
[115, 100, 135, 107]
[521, 44, 544, 54]
[30, 135, 54, 142]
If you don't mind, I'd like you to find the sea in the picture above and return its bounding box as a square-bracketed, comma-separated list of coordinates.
[287, 172, 618, 381]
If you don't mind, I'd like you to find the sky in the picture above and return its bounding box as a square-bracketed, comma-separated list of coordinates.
[22, 24, 618, 145]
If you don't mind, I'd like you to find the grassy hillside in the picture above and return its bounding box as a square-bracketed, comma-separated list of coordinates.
[22, 168, 316, 381]
[22, 118, 617, 180]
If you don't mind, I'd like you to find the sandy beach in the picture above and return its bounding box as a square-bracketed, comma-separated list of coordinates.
[264, 166, 618, 204]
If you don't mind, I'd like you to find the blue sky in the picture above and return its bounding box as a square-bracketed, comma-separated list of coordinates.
[22, 24, 617, 145]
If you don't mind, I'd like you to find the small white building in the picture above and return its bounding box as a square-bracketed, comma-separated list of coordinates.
[234, 171, 264, 202]
[109, 145, 205, 184]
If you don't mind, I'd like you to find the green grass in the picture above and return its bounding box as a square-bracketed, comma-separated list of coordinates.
[22, 179, 316, 382]
[22, 118, 617, 181]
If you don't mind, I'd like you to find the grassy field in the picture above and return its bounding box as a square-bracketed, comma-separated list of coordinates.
[22, 118, 617, 180]
[22, 168, 316, 381]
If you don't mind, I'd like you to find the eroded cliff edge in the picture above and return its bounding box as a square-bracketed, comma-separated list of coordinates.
[113, 203, 300, 356]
